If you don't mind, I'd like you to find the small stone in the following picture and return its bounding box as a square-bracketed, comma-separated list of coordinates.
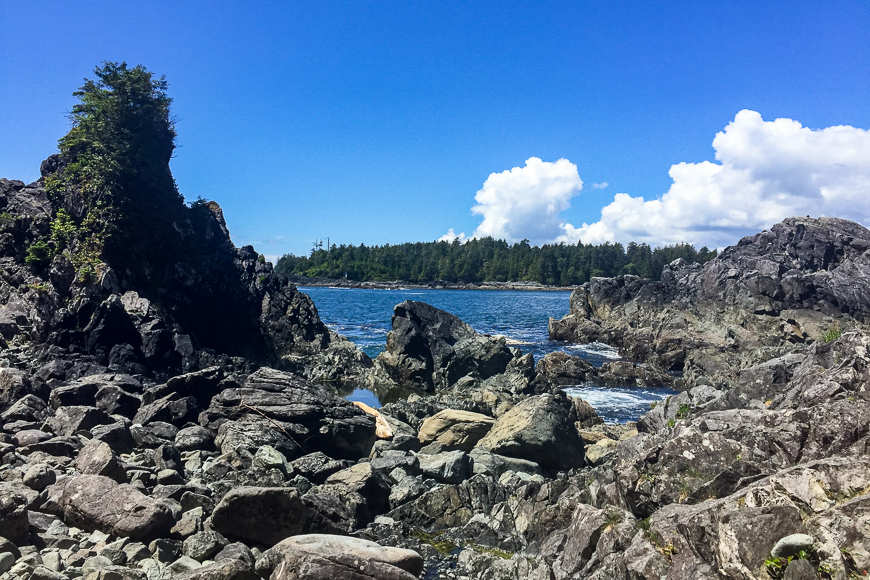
[771, 533, 815, 559]
[23, 463, 56, 491]
[182, 531, 227, 562]
[167, 555, 201, 573]
[0, 552, 15, 575]
[29, 565, 67, 580]
[42, 551, 64, 572]
[81, 555, 113, 574]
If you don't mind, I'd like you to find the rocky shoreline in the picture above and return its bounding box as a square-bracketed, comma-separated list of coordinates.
[2, 160, 870, 579]
[287, 276, 576, 292]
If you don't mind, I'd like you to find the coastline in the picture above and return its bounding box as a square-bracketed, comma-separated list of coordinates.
[288, 275, 577, 292]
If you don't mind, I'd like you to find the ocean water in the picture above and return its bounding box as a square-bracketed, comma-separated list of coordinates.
[301, 287, 676, 423]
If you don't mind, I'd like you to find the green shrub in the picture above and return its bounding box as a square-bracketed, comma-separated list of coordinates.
[25, 241, 52, 266]
[822, 321, 842, 343]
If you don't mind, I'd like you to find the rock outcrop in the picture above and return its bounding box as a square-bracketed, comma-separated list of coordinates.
[550, 217, 870, 386]
[371, 300, 516, 393]
[0, 174, 369, 394]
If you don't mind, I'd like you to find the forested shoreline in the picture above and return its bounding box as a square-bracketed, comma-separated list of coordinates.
[275, 237, 717, 286]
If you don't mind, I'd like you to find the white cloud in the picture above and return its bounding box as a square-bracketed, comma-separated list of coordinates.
[558, 110, 870, 248]
[592, 182, 609, 189]
[469, 157, 583, 245]
[438, 228, 467, 243]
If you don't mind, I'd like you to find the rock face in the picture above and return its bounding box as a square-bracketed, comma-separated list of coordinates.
[550, 217, 870, 383]
[373, 301, 516, 392]
[0, 175, 369, 396]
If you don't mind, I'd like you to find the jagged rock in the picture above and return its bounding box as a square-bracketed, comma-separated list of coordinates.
[535, 351, 594, 386]
[76, 439, 127, 482]
[91, 420, 136, 454]
[174, 425, 215, 451]
[417, 450, 472, 484]
[23, 462, 57, 490]
[374, 300, 515, 392]
[203, 367, 376, 460]
[325, 462, 393, 514]
[550, 217, 870, 382]
[47, 475, 175, 541]
[47, 405, 114, 436]
[182, 531, 228, 562]
[291, 452, 349, 484]
[255, 534, 423, 580]
[476, 393, 585, 471]
[214, 417, 301, 459]
[468, 448, 540, 478]
[389, 476, 428, 509]
[418, 409, 495, 452]
[0, 482, 35, 543]
[387, 474, 505, 529]
[2, 393, 49, 423]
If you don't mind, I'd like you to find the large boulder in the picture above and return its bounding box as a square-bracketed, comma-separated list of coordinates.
[374, 301, 515, 392]
[48, 475, 175, 541]
[418, 409, 495, 451]
[202, 368, 376, 460]
[210, 486, 309, 546]
[255, 534, 423, 580]
[475, 393, 585, 471]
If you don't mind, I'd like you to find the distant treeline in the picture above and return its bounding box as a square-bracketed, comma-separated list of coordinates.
[274, 237, 717, 286]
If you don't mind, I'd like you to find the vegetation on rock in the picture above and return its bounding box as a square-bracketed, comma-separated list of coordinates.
[44, 61, 184, 285]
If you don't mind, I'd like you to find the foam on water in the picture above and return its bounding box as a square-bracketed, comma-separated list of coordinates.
[302, 286, 674, 422]
[564, 384, 677, 424]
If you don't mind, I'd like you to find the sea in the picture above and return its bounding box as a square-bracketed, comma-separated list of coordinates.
[300, 286, 677, 423]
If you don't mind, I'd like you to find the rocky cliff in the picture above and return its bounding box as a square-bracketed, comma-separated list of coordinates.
[0, 170, 368, 391]
[549, 216, 870, 386]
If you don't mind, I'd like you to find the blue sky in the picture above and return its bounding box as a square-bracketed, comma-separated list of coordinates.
[1, 1, 868, 258]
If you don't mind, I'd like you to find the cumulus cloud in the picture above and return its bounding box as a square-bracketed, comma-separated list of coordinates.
[592, 182, 609, 189]
[558, 110, 870, 248]
[438, 228, 467, 243]
[468, 157, 583, 245]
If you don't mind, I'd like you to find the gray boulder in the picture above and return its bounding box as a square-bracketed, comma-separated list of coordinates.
[417, 450, 472, 484]
[202, 368, 376, 460]
[75, 438, 127, 482]
[475, 393, 585, 471]
[256, 534, 423, 580]
[48, 475, 175, 541]
[210, 486, 309, 546]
